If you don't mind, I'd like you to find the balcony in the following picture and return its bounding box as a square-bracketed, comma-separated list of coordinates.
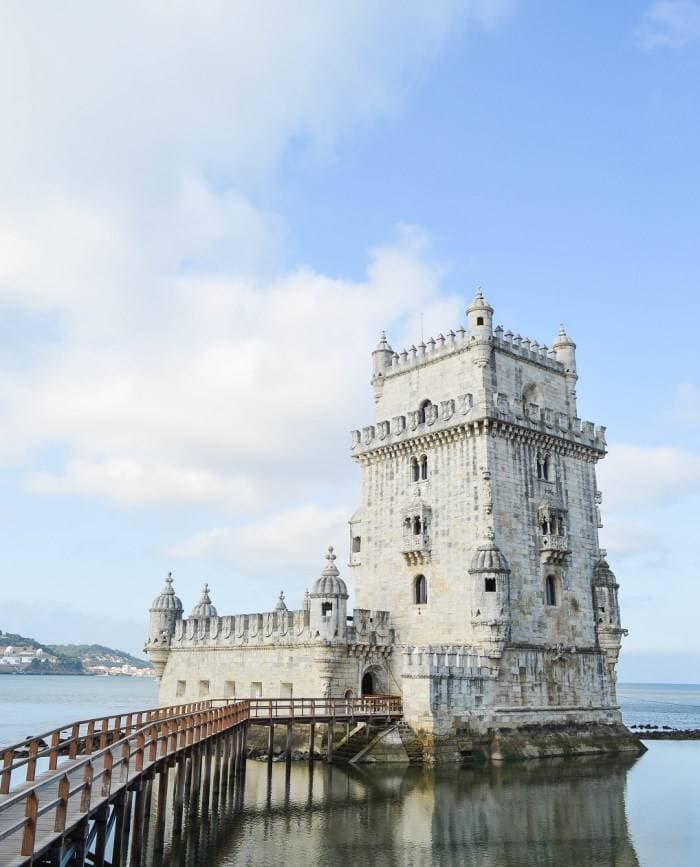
[539, 533, 570, 565]
[401, 534, 431, 566]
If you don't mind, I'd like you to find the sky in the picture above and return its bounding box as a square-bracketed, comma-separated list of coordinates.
[0, 1, 698, 680]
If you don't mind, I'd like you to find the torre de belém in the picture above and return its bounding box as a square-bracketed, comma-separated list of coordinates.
[146, 290, 643, 762]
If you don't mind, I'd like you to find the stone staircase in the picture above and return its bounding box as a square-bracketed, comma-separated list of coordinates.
[395, 721, 425, 763]
[332, 721, 393, 764]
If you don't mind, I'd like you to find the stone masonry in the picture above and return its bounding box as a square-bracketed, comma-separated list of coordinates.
[146, 290, 642, 761]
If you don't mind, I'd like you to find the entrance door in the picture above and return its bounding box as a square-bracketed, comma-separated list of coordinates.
[361, 671, 375, 696]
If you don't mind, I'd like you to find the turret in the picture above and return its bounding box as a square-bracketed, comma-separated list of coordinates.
[146, 573, 183, 680]
[592, 553, 627, 697]
[309, 546, 348, 642]
[371, 331, 394, 384]
[467, 289, 494, 412]
[552, 324, 578, 415]
[469, 530, 511, 658]
[190, 583, 217, 619]
[466, 288, 494, 342]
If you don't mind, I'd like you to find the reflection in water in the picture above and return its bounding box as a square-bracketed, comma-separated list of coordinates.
[143, 754, 644, 867]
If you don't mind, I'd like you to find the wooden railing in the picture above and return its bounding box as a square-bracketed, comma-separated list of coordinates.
[0, 701, 211, 796]
[243, 694, 402, 720]
[0, 701, 249, 863]
[0, 694, 402, 865]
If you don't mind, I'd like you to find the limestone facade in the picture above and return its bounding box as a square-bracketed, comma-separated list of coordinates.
[147, 290, 637, 759]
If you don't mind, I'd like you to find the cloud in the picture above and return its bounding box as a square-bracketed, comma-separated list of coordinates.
[601, 519, 659, 556]
[166, 504, 350, 575]
[636, 1, 700, 49]
[3, 228, 461, 512]
[0, 3, 517, 597]
[597, 444, 700, 511]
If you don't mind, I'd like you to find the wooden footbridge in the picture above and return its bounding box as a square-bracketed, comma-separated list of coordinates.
[0, 695, 402, 867]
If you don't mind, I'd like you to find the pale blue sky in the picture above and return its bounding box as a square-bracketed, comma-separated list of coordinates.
[0, 2, 698, 680]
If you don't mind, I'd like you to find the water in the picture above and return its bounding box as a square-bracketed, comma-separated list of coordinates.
[0, 674, 157, 745]
[617, 682, 700, 729]
[1, 678, 699, 866]
[153, 743, 699, 867]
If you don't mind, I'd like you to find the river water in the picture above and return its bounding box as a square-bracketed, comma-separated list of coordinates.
[0, 677, 698, 866]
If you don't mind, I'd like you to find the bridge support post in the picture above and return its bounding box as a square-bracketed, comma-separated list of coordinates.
[202, 740, 212, 813]
[110, 790, 126, 867]
[153, 765, 169, 852]
[119, 789, 134, 867]
[327, 722, 334, 763]
[173, 755, 186, 835]
[285, 724, 293, 761]
[94, 803, 109, 866]
[267, 724, 274, 762]
[130, 783, 145, 867]
[309, 723, 315, 760]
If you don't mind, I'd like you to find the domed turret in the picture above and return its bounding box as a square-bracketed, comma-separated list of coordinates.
[309, 547, 348, 642]
[372, 330, 395, 383]
[469, 530, 511, 658]
[592, 553, 626, 695]
[150, 573, 183, 615]
[552, 324, 578, 414]
[466, 288, 494, 340]
[310, 547, 348, 598]
[146, 572, 183, 681]
[191, 583, 218, 619]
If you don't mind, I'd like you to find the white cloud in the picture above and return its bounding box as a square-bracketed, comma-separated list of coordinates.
[0, 3, 517, 585]
[600, 519, 659, 557]
[598, 444, 700, 511]
[167, 504, 350, 575]
[636, 1, 700, 48]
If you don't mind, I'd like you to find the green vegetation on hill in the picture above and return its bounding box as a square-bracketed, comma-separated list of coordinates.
[0, 629, 151, 673]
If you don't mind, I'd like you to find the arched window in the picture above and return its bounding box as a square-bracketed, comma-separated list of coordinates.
[417, 399, 432, 425]
[413, 516, 422, 535]
[410, 456, 419, 482]
[536, 450, 544, 480]
[414, 574, 427, 605]
[352, 536, 361, 553]
[543, 454, 552, 481]
[545, 575, 557, 607]
[420, 454, 428, 480]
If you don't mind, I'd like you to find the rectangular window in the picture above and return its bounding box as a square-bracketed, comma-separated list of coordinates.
[279, 682, 293, 698]
[251, 681, 262, 698]
[176, 680, 186, 697]
[484, 578, 496, 592]
[352, 536, 361, 553]
[198, 679, 210, 697]
[224, 680, 236, 698]
[321, 602, 333, 617]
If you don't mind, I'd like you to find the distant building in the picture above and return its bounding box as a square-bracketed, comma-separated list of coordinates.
[146, 291, 642, 762]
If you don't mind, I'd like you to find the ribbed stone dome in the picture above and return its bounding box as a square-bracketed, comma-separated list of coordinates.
[469, 535, 510, 573]
[593, 556, 617, 585]
[150, 573, 183, 612]
[190, 583, 218, 618]
[310, 547, 348, 597]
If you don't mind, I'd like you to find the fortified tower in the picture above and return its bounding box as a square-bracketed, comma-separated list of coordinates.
[350, 290, 632, 754]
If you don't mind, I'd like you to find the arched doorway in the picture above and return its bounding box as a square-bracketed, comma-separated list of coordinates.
[361, 671, 376, 696]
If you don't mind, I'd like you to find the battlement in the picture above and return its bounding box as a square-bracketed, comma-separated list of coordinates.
[167, 605, 394, 649]
[380, 326, 564, 383]
[351, 388, 606, 456]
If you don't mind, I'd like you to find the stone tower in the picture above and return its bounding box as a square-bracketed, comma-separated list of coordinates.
[350, 290, 630, 747]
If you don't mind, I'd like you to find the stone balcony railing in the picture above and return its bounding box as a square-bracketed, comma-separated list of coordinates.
[401, 534, 431, 566]
[539, 534, 570, 564]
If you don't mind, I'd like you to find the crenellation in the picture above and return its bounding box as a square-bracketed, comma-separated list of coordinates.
[147, 288, 638, 760]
